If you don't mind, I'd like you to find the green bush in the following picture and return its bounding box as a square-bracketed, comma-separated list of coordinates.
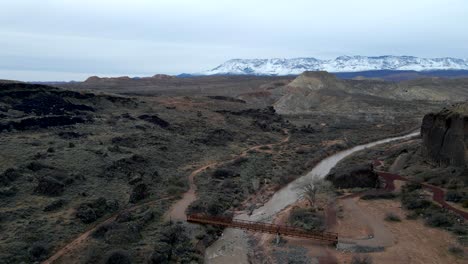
[289, 208, 325, 231]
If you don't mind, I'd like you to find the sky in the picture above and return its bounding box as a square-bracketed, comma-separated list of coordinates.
[0, 0, 467, 81]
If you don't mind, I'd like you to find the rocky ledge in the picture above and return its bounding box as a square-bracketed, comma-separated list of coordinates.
[421, 103, 468, 167]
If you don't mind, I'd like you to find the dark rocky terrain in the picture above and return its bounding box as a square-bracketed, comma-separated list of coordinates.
[0, 73, 464, 263]
[421, 103, 468, 167]
[0, 82, 290, 263]
[327, 163, 379, 189]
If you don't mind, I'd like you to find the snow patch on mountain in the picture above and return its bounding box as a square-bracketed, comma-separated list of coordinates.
[202, 56, 468, 75]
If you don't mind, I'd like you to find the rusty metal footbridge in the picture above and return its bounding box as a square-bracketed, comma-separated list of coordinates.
[187, 214, 338, 245]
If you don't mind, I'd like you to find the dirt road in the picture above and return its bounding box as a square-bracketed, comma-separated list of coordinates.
[43, 196, 174, 264]
[164, 131, 290, 221]
[205, 132, 420, 263]
[44, 132, 290, 264]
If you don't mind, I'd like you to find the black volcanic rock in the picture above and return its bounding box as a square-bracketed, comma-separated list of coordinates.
[0, 116, 88, 132]
[326, 163, 379, 188]
[13, 93, 94, 115]
[421, 103, 468, 167]
[138, 114, 169, 128]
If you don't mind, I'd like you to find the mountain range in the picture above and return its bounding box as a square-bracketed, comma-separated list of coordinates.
[202, 56, 468, 76]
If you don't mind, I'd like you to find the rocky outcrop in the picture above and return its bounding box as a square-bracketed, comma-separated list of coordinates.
[272, 71, 468, 115]
[84, 76, 131, 83]
[151, 74, 175, 80]
[421, 103, 468, 167]
[326, 163, 379, 189]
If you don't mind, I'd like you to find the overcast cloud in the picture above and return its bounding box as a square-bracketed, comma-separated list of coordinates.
[0, 0, 467, 81]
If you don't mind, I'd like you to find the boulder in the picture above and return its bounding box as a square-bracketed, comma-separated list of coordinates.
[421, 104, 468, 167]
[326, 163, 379, 188]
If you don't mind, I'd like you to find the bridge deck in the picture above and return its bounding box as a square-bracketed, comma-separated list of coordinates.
[187, 214, 338, 244]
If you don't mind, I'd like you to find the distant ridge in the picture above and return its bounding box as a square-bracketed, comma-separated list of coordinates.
[201, 56, 468, 76]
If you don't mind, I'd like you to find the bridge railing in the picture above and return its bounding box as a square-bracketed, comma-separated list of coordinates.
[187, 214, 338, 244]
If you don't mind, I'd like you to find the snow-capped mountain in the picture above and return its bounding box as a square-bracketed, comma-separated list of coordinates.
[202, 56, 468, 75]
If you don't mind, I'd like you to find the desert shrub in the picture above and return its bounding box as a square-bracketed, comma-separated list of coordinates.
[463, 200, 468, 208]
[402, 182, 422, 193]
[28, 242, 49, 261]
[289, 208, 325, 231]
[405, 211, 419, 220]
[129, 183, 148, 203]
[212, 169, 235, 179]
[104, 155, 147, 178]
[351, 254, 373, 264]
[104, 249, 132, 264]
[450, 225, 468, 235]
[458, 236, 468, 246]
[192, 193, 233, 216]
[148, 222, 200, 263]
[166, 186, 185, 198]
[34, 176, 65, 196]
[167, 177, 187, 189]
[76, 197, 119, 223]
[27, 161, 53, 172]
[427, 176, 447, 186]
[361, 192, 396, 200]
[401, 192, 431, 210]
[231, 156, 249, 166]
[0, 186, 18, 197]
[104, 223, 142, 245]
[76, 205, 98, 223]
[384, 212, 401, 222]
[92, 222, 118, 238]
[43, 199, 65, 212]
[448, 246, 464, 256]
[425, 211, 456, 228]
[445, 190, 466, 203]
[0, 168, 22, 186]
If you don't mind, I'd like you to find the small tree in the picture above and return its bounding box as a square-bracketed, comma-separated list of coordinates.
[299, 176, 334, 209]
